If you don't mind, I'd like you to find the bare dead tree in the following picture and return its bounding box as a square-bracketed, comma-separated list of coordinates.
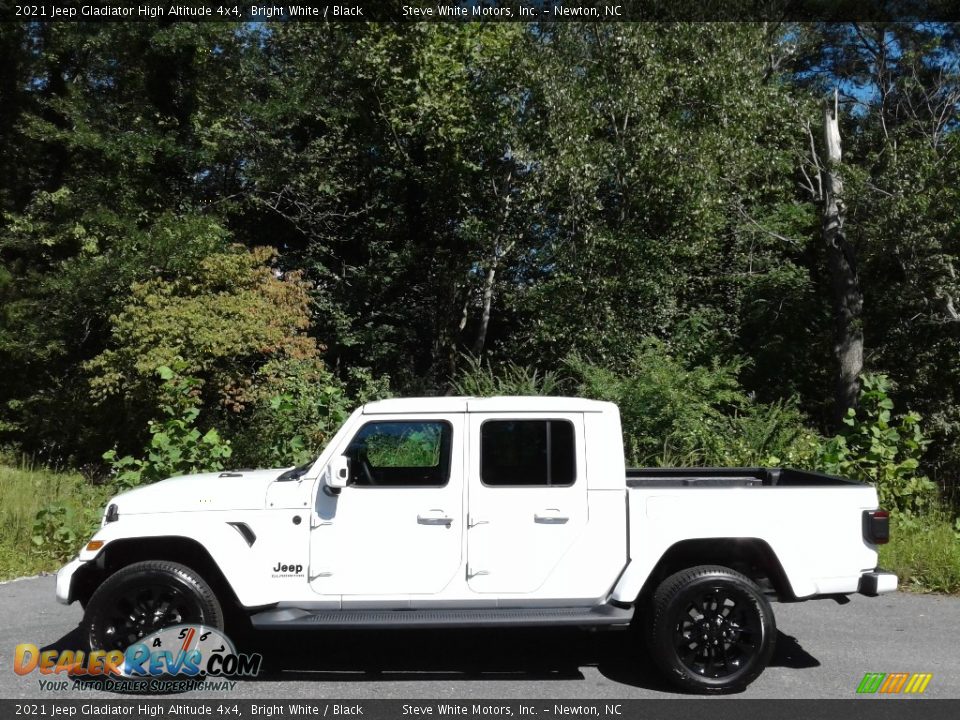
[471, 173, 517, 357]
[797, 91, 865, 422]
[821, 90, 864, 421]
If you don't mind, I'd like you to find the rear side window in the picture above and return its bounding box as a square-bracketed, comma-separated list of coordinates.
[480, 420, 576, 487]
[345, 421, 452, 487]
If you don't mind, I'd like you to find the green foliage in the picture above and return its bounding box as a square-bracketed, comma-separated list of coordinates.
[0, 462, 110, 575]
[791, 23, 960, 494]
[87, 245, 320, 413]
[103, 361, 232, 488]
[880, 513, 960, 594]
[367, 427, 442, 468]
[0, 205, 233, 464]
[229, 361, 369, 468]
[818, 374, 936, 515]
[566, 343, 819, 468]
[452, 354, 561, 397]
[0, 21, 252, 465]
[2, 22, 960, 595]
[30, 503, 100, 563]
[513, 24, 814, 377]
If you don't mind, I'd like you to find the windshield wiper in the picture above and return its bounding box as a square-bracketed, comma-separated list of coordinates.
[276, 458, 316, 482]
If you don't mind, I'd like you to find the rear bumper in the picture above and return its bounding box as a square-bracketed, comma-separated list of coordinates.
[55, 557, 85, 605]
[858, 568, 898, 596]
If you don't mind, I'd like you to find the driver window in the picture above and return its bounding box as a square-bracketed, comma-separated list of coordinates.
[344, 421, 452, 488]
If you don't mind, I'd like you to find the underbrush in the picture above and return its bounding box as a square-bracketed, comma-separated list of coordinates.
[880, 513, 960, 595]
[0, 463, 109, 580]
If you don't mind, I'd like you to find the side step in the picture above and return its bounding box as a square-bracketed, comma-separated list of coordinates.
[250, 604, 634, 630]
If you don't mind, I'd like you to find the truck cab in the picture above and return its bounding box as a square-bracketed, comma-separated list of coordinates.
[304, 396, 628, 604]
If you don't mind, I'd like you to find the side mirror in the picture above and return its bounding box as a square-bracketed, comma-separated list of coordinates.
[326, 455, 350, 489]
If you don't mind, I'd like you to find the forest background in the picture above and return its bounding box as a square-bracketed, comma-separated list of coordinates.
[1, 21, 959, 589]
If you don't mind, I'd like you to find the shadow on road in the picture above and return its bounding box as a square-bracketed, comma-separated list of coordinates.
[40, 624, 820, 694]
[242, 627, 598, 684]
[594, 630, 819, 692]
[40, 625, 87, 655]
[770, 631, 820, 670]
[236, 626, 820, 692]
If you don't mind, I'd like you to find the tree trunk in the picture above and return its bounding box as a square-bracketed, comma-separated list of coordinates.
[471, 254, 498, 356]
[822, 92, 864, 423]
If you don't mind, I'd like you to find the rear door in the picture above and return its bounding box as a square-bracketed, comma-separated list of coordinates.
[466, 413, 588, 594]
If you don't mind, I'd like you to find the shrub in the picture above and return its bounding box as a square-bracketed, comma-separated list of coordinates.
[566, 342, 817, 468]
[103, 361, 232, 488]
[452, 354, 561, 397]
[818, 374, 937, 515]
[86, 245, 323, 441]
[31, 503, 102, 563]
[12, 465, 113, 566]
[229, 360, 357, 468]
[880, 513, 960, 594]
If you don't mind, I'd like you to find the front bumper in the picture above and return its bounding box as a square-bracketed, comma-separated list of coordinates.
[858, 568, 898, 596]
[55, 557, 85, 605]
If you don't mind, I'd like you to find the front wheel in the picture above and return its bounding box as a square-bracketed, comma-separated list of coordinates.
[83, 560, 224, 653]
[646, 565, 776, 694]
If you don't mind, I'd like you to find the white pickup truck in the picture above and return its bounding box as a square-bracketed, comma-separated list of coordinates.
[56, 397, 896, 693]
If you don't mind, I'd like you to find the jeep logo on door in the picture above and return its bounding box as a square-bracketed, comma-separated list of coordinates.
[272, 562, 304, 577]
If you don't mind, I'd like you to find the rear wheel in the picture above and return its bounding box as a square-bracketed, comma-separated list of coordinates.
[646, 565, 776, 694]
[83, 560, 223, 653]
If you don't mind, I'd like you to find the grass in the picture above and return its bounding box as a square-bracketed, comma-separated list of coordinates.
[0, 462, 110, 581]
[880, 513, 960, 595]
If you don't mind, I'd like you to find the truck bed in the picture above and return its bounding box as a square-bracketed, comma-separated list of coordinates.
[625, 467, 861, 488]
[619, 467, 880, 601]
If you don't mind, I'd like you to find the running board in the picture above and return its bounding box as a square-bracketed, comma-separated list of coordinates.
[250, 604, 634, 630]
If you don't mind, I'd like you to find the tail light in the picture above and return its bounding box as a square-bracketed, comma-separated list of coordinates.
[863, 509, 890, 544]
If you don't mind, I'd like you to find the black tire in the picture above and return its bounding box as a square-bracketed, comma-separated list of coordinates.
[83, 560, 223, 653]
[646, 565, 776, 694]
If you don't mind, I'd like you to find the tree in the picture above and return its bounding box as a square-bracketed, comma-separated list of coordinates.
[821, 90, 864, 420]
[0, 22, 252, 462]
[239, 24, 534, 390]
[86, 245, 321, 415]
[792, 22, 960, 485]
[509, 24, 820, 388]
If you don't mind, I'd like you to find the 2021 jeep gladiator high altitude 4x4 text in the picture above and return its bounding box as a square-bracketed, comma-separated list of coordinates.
[56, 397, 896, 693]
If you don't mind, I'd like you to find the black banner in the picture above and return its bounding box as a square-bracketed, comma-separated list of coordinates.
[2, 700, 960, 720]
[3, 0, 960, 23]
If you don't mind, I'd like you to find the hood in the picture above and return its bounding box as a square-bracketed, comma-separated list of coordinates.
[107, 468, 290, 515]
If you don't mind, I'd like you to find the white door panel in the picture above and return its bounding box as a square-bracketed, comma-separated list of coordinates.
[466, 413, 588, 594]
[309, 414, 464, 596]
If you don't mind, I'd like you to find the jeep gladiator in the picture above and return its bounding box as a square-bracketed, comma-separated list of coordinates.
[56, 397, 896, 692]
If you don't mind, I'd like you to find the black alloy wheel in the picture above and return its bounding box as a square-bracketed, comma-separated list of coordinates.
[647, 565, 776, 693]
[83, 560, 223, 653]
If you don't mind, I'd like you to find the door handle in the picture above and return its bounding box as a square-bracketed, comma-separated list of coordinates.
[534, 508, 569, 524]
[417, 510, 453, 526]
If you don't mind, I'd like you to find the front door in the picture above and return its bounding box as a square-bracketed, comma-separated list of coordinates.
[309, 414, 464, 597]
[466, 413, 588, 594]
